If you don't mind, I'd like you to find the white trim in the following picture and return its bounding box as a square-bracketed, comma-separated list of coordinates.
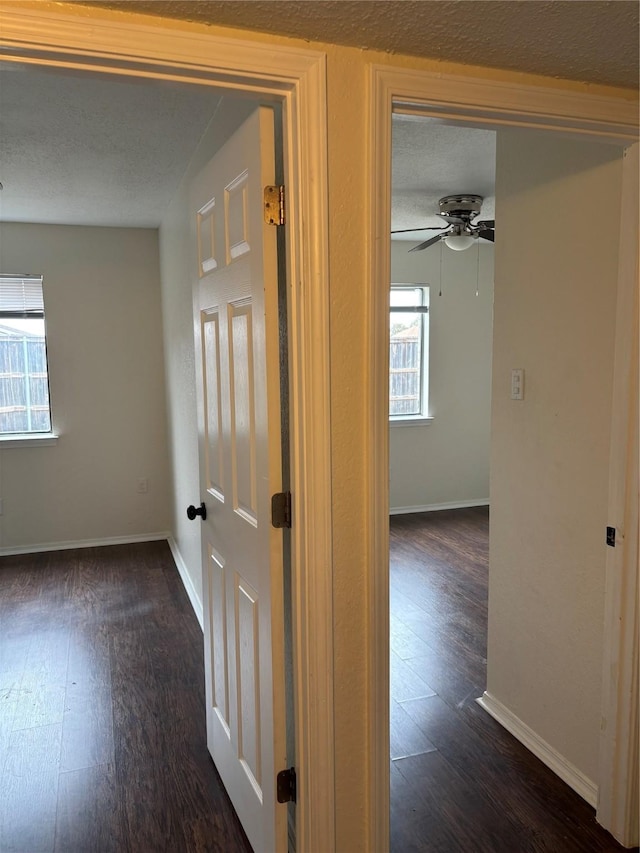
[284, 49, 336, 853]
[366, 61, 392, 853]
[477, 692, 599, 808]
[0, 4, 325, 90]
[0, 433, 59, 447]
[385, 68, 638, 143]
[390, 499, 489, 515]
[0, 531, 170, 557]
[597, 143, 640, 848]
[0, 8, 334, 852]
[368, 64, 638, 853]
[168, 537, 204, 631]
[389, 416, 434, 428]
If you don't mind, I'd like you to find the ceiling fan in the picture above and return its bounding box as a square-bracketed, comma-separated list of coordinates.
[392, 194, 495, 252]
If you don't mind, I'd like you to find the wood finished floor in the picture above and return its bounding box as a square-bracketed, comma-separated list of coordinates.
[0, 541, 252, 853]
[390, 506, 637, 853]
[1, 528, 636, 852]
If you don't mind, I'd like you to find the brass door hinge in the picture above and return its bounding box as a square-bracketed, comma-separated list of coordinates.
[264, 185, 285, 226]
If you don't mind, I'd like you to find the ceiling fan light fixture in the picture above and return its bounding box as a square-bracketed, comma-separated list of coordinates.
[443, 233, 476, 252]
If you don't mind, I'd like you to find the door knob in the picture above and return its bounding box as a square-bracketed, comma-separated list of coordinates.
[186, 502, 207, 521]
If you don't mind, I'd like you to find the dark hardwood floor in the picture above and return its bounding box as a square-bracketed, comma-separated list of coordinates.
[1, 527, 635, 852]
[390, 507, 637, 853]
[0, 541, 252, 853]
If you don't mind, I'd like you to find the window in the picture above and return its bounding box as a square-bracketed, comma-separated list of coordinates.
[0, 275, 52, 435]
[389, 285, 430, 421]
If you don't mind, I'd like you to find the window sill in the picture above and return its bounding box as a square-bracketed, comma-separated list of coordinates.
[389, 416, 434, 428]
[0, 433, 59, 448]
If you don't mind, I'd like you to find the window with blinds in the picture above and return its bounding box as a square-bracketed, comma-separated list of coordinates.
[0, 274, 53, 434]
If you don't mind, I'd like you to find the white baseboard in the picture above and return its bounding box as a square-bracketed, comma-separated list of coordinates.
[0, 531, 171, 557]
[390, 498, 490, 516]
[476, 691, 598, 807]
[168, 537, 204, 632]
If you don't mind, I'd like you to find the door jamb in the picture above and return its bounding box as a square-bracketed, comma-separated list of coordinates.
[367, 64, 638, 851]
[0, 6, 335, 852]
[597, 143, 639, 848]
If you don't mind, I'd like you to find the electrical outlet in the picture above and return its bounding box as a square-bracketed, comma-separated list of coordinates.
[511, 368, 524, 400]
[137, 478, 148, 494]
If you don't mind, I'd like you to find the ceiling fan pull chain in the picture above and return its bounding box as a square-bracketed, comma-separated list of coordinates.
[476, 241, 480, 297]
[439, 241, 443, 297]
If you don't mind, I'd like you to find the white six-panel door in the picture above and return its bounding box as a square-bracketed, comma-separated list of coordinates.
[190, 106, 286, 853]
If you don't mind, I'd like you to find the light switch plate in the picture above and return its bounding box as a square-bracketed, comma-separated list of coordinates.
[511, 368, 524, 400]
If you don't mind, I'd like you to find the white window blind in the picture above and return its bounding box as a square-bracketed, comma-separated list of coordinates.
[0, 273, 52, 435]
[0, 275, 45, 316]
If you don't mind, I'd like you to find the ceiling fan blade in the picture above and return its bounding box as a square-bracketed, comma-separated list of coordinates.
[475, 219, 495, 228]
[391, 226, 446, 234]
[477, 229, 495, 242]
[409, 234, 444, 252]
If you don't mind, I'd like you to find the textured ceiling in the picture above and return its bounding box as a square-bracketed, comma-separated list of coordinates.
[392, 117, 495, 239]
[0, 64, 223, 227]
[1, 0, 629, 230]
[69, 0, 640, 90]
[0, 62, 493, 230]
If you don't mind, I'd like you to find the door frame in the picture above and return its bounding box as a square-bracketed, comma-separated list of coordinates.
[366, 66, 638, 849]
[0, 5, 334, 851]
[597, 142, 639, 846]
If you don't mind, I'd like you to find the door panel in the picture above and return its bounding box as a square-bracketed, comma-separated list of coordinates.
[203, 311, 224, 499]
[191, 106, 286, 852]
[208, 544, 229, 729]
[197, 198, 218, 274]
[235, 573, 261, 788]
[229, 299, 257, 522]
[225, 170, 251, 260]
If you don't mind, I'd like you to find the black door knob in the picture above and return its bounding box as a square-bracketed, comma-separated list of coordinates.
[186, 502, 207, 521]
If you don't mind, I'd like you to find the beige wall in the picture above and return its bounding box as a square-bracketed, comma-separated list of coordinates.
[390, 241, 494, 510]
[488, 130, 624, 783]
[0, 223, 171, 549]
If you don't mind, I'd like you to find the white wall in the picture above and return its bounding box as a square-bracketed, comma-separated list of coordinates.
[487, 130, 624, 785]
[0, 223, 171, 550]
[159, 96, 256, 611]
[389, 241, 494, 510]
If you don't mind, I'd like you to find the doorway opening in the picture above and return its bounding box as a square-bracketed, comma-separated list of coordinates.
[0, 11, 334, 849]
[378, 80, 636, 844]
[388, 116, 497, 847]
